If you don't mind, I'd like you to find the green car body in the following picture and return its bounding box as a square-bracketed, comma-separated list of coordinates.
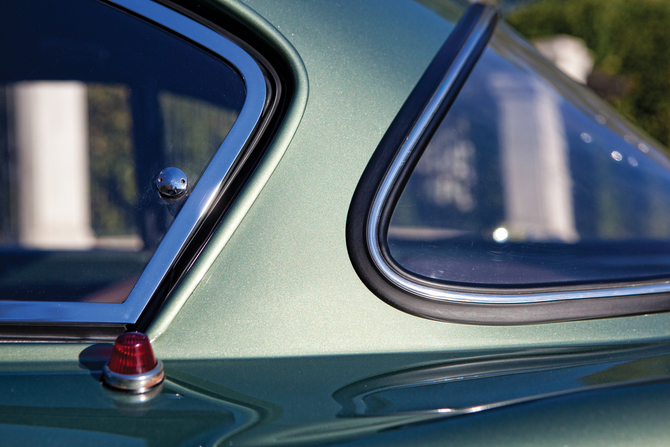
[3, 0, 670, 445]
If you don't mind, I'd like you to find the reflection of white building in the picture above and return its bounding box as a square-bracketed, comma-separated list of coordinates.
[491, 75, 578, 243]
[533, 35, 594, 84]
[12, 81, 95, 249]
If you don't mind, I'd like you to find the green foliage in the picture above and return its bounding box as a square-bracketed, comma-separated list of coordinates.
[507, 0, 670, 148]
[88, 84, 138, 237]
[159, 92, 238, 186]
[87, 86, 238, 239]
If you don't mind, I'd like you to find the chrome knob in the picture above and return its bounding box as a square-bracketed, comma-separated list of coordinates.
[155, 167, 188, 199]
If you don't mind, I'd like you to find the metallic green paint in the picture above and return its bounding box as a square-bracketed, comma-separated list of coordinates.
[147, 0, 311, 343]
[149, 0, 670, 361]
[2, 343, 670, 445]
[2, 0, 670, 446]
[150, 0, 461, 360]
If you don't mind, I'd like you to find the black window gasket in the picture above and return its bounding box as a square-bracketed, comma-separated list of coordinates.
[346, 2, 670, 325]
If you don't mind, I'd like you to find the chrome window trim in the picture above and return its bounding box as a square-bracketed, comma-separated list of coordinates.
[368, 5, 670, 305]
[0, 0, 266, 323]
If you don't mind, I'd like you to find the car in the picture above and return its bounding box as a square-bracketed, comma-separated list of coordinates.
[2, 0, 670, 445]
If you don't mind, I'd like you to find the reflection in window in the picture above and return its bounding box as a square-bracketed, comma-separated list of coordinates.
[160, 92, 239, 187]
[0, 0, 245, 303]
[89, 84, 138, 245]
[388, 25, 670, 287]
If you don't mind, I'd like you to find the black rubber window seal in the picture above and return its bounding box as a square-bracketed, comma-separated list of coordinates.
[346, 2, 670, 325]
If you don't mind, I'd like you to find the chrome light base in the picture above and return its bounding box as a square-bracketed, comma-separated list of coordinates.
[102, 360, 165, 394]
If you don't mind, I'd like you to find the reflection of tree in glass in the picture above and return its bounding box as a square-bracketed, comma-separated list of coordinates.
[415, 119, 477, 213]
[507, 0, 670, 150]
[88, 84, 138, 238]
[159, 92, 238, 188]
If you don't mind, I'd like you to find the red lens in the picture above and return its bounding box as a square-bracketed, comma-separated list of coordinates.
[107, 332, 158, 375]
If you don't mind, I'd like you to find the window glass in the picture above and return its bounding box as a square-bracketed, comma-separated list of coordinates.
[388, 26, 670, 288]
[0, 0, 245, 302]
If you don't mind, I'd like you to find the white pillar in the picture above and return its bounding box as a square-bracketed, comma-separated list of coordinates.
[13, 81, 95, 249]
[490, 75, 578, 243]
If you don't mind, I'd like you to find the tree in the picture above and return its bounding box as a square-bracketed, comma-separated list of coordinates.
[507, 0, 670, 149]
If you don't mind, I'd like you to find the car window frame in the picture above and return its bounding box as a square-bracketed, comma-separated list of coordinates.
[347, 2, 670, 325]
[0, 0, 267, 326]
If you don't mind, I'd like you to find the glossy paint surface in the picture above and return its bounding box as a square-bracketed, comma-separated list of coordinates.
[2, 342, 670, 445]
[2, 0, 670, 446]
[0, 0, 664, 360]
[147, 0, 670, 360]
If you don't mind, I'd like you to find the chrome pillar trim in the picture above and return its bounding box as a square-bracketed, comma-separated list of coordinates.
[366, 4, 670, 305]
[0, 0, 266, 323]
[103, 360, 165, 393]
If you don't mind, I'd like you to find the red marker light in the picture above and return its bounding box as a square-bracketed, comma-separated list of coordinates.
[103, 332, 164, 392]
[108, 332, 157, 375]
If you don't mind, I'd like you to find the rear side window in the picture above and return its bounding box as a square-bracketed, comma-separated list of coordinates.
[348, 3, 670, 324]
[386, 27, 670, 288]
[0, 0, 266, 325]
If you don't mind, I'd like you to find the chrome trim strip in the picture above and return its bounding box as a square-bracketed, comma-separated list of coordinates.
[367, 5, 670, 305]
[0, 0, 266, 323]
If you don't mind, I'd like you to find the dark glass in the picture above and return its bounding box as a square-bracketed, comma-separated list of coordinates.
[0, 0, 245, 302]
[388, 25, 670, 288]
